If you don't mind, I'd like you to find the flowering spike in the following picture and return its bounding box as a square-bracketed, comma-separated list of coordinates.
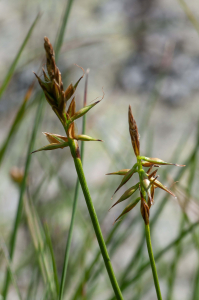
[114, 197, 141, 223]
[108, 105, 184, 226]
[44, 36, 61, 85]
[128, 105, 140, 157]
[110, 183, 139, 209]
[106, 169, 130, 176]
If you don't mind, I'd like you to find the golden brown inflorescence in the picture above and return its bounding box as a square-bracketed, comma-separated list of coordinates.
[32, 37, 103, 154]
[107, 105, 185, 224]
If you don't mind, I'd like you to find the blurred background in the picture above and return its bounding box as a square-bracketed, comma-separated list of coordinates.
[0, 0, 199, 299]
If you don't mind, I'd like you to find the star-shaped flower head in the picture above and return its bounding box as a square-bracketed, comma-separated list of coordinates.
[32, 37, 103, 154]
[107, 105, 185, 224]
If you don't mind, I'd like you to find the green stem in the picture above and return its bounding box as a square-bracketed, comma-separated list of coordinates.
[59, 72, 88, 300]
[145, 224, 162, 300]
[68, 138, 124, 300]
[58, 167, 81, 300]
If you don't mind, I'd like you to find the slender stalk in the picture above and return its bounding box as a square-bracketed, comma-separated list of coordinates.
[59, 71, 89, 300]
[68, 138, 124, 300]
[145, 224, 162, 300]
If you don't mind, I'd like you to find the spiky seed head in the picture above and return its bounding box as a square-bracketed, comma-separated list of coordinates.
[128, 105, 140, 157]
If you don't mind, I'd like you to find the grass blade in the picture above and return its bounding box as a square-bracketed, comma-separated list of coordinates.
[2, 98, 44, 299]
[55, 0, 75, 58]
[44, 223, 60, 296]
[0, 239, 23, 300]
[0, 14, 40, 99]
[0, 80, 35, 164]
[24, 193, 56, 298]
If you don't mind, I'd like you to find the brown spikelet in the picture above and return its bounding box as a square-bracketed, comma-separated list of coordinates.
[140, 191, 149, 225]
[44, 37, 63, 89]
[128, 105, 140, 157]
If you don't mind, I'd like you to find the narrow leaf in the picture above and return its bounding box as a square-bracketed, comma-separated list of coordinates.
[0, 14, 40, 99]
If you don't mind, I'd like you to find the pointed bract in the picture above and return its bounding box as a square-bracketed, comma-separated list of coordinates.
[113, 164, 137, 195]
[110, 183, 139, 209]
[114, 197, 141, 223]
[70, 100, 101, 123]
[32, 141, 69, 153]
[152, 178, 176, 197]
[141, 157, 185, 167]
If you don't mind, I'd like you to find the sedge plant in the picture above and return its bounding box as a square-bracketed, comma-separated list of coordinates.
[107, 106, 185, 300]
[32, 37, 124, 300]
